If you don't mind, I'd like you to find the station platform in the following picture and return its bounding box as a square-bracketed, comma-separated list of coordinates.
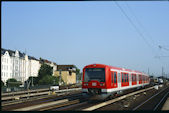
[162, 97, 169, 110]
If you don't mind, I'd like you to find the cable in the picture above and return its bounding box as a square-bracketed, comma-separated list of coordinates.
[114, 1, 168, 76]
[125, 2, 158, 49]
[114, 2, 155, 52]
[159, 45, 169, 51]
[125, 3, 169, 54]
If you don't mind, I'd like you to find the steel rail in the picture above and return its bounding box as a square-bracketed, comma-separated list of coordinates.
[2, 88, 81, 101]
[39, 99, 80, 111]
[53, 101, 88, 111]
[82, 86, 154, 111]
[2, 91, 82, 109]
[153, 91, 169, 110]
[132, 87, 168, 110]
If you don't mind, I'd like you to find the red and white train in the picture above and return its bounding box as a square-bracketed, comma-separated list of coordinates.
[82, 64, 150, 100]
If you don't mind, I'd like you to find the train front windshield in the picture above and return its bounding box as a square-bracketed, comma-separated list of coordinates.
[84, 68, 105, 82]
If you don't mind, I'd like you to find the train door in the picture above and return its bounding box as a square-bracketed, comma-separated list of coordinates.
[132, 74, 137, 85]
[121, 72, 129, 87]
[111, 71, 118, 88]
[139, 75, 142, 84]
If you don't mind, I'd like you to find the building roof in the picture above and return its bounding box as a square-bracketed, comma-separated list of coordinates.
[57, 65, 76, 71]
[1, 48, 39, 61]
[40, 58, 57, 65]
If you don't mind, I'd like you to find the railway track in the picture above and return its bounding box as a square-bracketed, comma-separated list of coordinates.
[94, 84, 169, 111]
[2, 90, 82, 111]
[133, 86, 169, 110]
[12, 93, 85, 111]
[2, 87, 81, 106]
[2, 84, 81, 98]
[3, 84, 168, 111]
[46, 85, 160, 111]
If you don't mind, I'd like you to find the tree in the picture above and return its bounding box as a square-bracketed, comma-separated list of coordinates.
[38, 76, 60, 85]
[77, 72, 82, 82]
[75, 67, 81, 82]
[1, 80, 4, 87]
[26, 76, 39, 86]
[38, 63, 53, 80]
[75, 68, 80, 75]
[36, 63, 53, 85]
[6, 78, 22, 87]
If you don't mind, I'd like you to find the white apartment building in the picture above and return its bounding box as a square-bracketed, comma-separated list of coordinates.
[1, 48, 41, 85]
[1, 50, 13, 83]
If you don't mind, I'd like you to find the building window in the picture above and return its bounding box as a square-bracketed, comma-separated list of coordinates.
[16, 66, 18, 71]
[69, 71, 72, 75]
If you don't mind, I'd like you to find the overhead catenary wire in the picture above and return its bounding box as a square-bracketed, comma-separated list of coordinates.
[125, 3, 169, 55]
[115, 2, 152, 49]
[114, 2, 168, 76]
[125, 3, 158, 49]
[114, 2, 167, 59]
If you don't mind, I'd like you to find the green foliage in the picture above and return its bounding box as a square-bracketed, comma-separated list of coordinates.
[1, 80, 4, 87]
[38, 75, 59, 85]
[26, 76, 38, 86]
[6, 78, 22, 87]
[76, 68, 80, 75]
[77, 72, 82, 81]
[38, 63, 53, 79]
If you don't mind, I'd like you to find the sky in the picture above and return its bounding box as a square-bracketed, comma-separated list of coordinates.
[2, 1, 169, 76]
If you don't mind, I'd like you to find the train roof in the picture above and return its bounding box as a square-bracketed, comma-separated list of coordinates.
[84, 64, 148, 76]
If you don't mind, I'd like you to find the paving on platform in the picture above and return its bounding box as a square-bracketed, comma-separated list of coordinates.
[162, 97, 169, 110]
[13, 99, 68, 111]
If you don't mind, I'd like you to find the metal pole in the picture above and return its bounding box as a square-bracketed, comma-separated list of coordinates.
[32, 76, 33, 87]
[162, 67, 164, 79]
[59, 69, 62, 86]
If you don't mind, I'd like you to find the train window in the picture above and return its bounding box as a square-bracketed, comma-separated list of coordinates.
[125, 73, 127, 82]
[111, 72, 113, 83]
[114, 72, 117, 83]
[132, 74, 136, 82]
[126, 73, 128, 82]
[135, 75, 137, 81]
[139, 75, 142, 82]
[84, 68, 105, 82]
[124, 73, 126, 82]
[121, 73, 123, 82]
[143, 76, 144, 82]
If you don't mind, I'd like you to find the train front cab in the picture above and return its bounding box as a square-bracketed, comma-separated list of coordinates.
[82, 64, 114, 100]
